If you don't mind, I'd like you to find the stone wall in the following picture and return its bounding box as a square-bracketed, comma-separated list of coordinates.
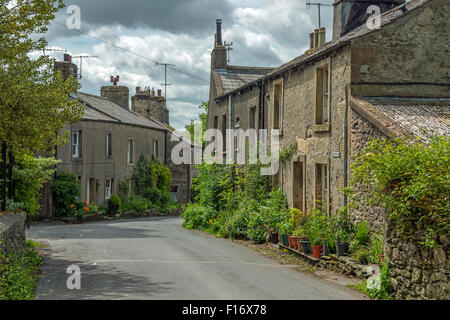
[385, 218, 449, 300]
[0, 212, 27, 256]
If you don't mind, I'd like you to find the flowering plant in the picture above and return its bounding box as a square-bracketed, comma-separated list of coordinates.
[70, 200, 95, 221]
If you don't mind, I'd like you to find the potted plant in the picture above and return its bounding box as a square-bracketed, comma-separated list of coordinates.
[279, 222, 291, 246]
[305, 211, 326, 258]
[336, 229, 350, 257]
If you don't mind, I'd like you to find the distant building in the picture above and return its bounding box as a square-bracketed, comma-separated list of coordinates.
[45, 55, 194, 215]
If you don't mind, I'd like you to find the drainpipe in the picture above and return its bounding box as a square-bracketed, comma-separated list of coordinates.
[343, 83, 350, 208]
[164, 131, 167, 165]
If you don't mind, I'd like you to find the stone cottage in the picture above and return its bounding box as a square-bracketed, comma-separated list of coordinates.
[207, 0, 449, 218]
[49, 55, 194, 212]
[207, 0, 449, 299]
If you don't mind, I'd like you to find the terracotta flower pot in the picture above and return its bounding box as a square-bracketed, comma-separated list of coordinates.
[288, 236, 295, 248]
[291, 236, 299, 250]
[312, 245, 323, 259]
[296, 238, 303, 252]
[278, 233, 282, 244]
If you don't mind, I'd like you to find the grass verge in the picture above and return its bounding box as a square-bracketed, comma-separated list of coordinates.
[0, 240, 44, 300]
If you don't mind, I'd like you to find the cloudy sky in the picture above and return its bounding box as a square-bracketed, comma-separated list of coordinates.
[41, 0, 334, 130]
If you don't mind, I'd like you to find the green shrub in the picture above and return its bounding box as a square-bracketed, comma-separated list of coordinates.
[134, 155, 172, 210]
[51, 173, 80, 217]
[247, 212, 267, 244]
[348, 136, 450, 249]
[354, 221, 371, 246]
[107, 194, 122, 215]
[128, 195, 152, 213]
[182, 203, 217, 230]
[226, 211, 250, 240]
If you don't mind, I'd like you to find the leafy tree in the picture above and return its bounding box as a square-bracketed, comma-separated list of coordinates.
[185, 101, 208, 149]
[0, 0, 83, 154]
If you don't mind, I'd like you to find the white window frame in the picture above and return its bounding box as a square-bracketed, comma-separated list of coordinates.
[72, 131, 80, 158]
[105, 179, 112, 200]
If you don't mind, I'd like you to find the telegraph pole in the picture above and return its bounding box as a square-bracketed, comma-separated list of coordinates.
[156, 62, 176, 100]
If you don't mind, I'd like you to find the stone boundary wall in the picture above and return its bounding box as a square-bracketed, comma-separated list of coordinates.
[385, 219, 449, 300]
[0, 212, 27, 256]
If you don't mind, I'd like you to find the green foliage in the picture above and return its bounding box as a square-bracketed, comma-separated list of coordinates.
[11, 152, 59, 216]
[0, 0, 83, 153]
[51, 172, 80, 217]
[108, 194, 123, 215]
[69, 200, 95, 221]
[304, 210, 327, 245]
[279, 142, 297, 162]
[247, 212, 267, 244]
[352, 263, 393, 300]
[348, 136, 450, 248]
[127, 195, 152, 213]
[260, 188, 290, 233]
[354, 221, 371, 246]
[182, 203, 217, 230]
[133, 155, 172, 210]
[192, 163, 234, 212]
[185, 101, 208, 150]
[242, 163, 271, 201]
[0, 240, 43, 300]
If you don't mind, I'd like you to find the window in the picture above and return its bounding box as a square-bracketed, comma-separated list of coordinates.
[153, 140, 159, 159]
[127, 139, 134, 164]
[72, 131, 82, 158]
[106, 133, 112, 157]
[105, 179, 113, 200]
[293, 162, 304, 211]
[315, 66, 330, 125]
[222, 115, 227, 153]
[171, 186, 178, 202]
[315, 164, 329, 212]
[249, 107, 257, 130]
[273, 81, 283, 130]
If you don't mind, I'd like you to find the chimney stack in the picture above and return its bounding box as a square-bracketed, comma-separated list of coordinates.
[54, 54, 78, 81]
[157, 89, 162, 97]
[101, 75, 130, 110]
[216, 19, 223, 46]
[309, 28, 327, 50]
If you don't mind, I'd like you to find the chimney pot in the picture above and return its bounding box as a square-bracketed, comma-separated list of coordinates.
[157, 89, 162, 97]
[216, 19, 223, 46]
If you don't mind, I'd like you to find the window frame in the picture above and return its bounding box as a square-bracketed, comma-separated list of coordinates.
[314, 59, 331, 130]
[106, 133, 112, 158]
[127, 138, 134, 165]
[272, 78, 284, 134]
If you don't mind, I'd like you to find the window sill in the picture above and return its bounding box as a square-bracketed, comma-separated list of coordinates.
[313, 123, 331, 133]
[72, 157, 83, 162]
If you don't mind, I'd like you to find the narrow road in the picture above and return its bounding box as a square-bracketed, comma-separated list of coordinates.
[28, 217, 364, 300]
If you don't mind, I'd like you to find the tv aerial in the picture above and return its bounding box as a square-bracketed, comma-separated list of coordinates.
[306, 1, 332, 29]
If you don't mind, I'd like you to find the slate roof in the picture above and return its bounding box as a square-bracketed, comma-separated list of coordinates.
[215, 0, 431, 98]
[365, 98, 450, 141]
[213, 66, 275, 96]
[76, 92, 169, 131]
